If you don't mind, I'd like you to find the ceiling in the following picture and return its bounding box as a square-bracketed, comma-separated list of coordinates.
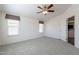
[0, 4, 71, 20]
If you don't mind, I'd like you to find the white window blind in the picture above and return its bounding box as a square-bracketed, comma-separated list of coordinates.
[7, 19, 19, 36]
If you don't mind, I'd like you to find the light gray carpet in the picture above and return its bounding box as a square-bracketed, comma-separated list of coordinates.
[0, 36, 79, 55]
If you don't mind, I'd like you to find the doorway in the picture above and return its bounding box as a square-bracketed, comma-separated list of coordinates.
[67, 16, 75, 45]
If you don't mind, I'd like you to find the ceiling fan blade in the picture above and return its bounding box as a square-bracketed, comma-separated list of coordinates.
[48, 10, 54, 12]
[37, 11, 42, 13]
[47, 4, 53, 9]
[37, 6, 43, 9]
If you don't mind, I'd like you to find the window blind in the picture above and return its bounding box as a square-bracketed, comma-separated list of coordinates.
[5, 14, 20, 20]
[39, 21, 44, 24]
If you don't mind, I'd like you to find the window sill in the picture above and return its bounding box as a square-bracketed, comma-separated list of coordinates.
[8, 34, 19, 37]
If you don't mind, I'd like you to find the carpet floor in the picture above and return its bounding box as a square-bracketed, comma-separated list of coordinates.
[0, 36, 79, 55]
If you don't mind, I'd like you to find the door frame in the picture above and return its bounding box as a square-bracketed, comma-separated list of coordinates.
[66, 16, 75, 45]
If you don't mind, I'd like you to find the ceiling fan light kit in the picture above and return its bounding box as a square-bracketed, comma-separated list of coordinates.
[37, 4, 54, 15]
[42, 11, 48, 15]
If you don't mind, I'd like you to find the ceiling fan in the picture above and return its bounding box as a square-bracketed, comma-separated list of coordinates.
[37, 4, 54, 15]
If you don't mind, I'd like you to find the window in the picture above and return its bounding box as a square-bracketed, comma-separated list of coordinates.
[5, 14, 20, 36]
[39, 21, 44, 33]
[39, 23, 44, 33]
[7, 19, 19, 36]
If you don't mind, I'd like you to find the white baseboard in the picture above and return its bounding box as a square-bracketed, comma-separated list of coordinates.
[45, 33, 61, 40]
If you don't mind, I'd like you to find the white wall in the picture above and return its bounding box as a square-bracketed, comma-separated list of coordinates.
[45, 4, 79, 48]
[0, 11, 43, 45]
[45, 16, 61, 39]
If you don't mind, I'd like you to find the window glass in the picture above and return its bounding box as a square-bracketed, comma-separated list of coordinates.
[39, 23, 44, 33]
[7, 19, 19, 36]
